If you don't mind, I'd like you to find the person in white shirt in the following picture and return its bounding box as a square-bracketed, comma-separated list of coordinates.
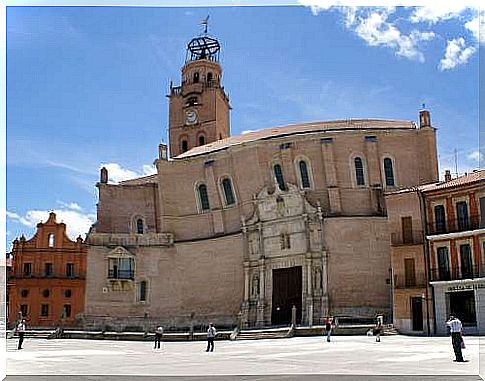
[206, 323, 216, 352]
[154, 325, 163, 349]
[16, 319, 26, 350]
[446, 314, 465, 362]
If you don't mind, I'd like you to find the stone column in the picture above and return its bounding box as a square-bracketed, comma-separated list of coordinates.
[256, 259, 265, 327]
[243, 264, 250, 302]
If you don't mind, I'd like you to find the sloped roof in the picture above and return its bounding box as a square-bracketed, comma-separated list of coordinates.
[387, 170, 484, 195]
[174, 118, 417, 159]
[119, 174, 158, 186]
[419, 170, 484, 193]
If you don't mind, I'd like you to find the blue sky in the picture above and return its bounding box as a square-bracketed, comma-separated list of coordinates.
[5, 5, 483, 249]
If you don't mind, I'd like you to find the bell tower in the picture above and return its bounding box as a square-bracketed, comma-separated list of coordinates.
[168, 30, 231, 157]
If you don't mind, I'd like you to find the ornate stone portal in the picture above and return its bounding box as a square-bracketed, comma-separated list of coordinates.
[241, 182, 328, 327]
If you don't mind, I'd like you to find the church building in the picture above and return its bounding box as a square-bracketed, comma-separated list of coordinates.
[83, 31, 439, 331]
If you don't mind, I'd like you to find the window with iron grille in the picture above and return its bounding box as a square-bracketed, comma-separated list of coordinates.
[383, 158, 395, 186]
[198, 184, 210, 211]
[222, 178, 235, 206]
[273, 164, 286, 191]
[299, 160, 311, 188]
[354, 157, 365, 186]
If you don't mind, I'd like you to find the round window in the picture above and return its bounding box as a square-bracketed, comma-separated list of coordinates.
[64, 289, 72, 298]
[21, 289, 29, 298]
[42, 289, 50, 298]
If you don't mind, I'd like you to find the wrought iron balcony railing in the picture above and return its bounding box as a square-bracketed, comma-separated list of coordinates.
[430, 264, 485, 282]
[10, 272, 86, 280]
[108, 269, 134, 280]
[427, 217, 482, 235]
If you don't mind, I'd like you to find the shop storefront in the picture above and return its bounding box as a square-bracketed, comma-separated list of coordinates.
[431, 279, 485, 335]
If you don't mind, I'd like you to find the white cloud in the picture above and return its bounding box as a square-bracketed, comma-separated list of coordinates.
[100, 163, 138, 183]
[346, 8, 434, 62]
[438, 37, 476, 71]
[56, 201, 83, 211]
[242, 130, 256, 134]
[465, 12, 485, 45]
[467, 150, 483, 162]
[299, 3, 482, 66]
[142, 164, 157, 176]
[409, 5, 471, 24]
[100, 163, 158, 184]
[7, 209, 95, 240]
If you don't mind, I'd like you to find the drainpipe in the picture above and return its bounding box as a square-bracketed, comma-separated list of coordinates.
[418, 189, 432, 336]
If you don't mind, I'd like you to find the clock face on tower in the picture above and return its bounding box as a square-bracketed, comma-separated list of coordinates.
[185, 110, 198, 125]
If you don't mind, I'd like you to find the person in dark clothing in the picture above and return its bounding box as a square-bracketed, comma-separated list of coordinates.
[324, 317, 334, 342]
[206, 323, 216, 352]
[16, 319, 26, 350]
[154, 325, 163, 349]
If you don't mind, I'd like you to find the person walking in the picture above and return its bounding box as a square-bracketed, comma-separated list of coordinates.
[324, 316, 334, 342]
[206, 323, 216, 352]
[16, 319, 26, 350]
[154, 325, 163, 350]
[374, 318, 383, 342]
[447, 314, 465, 362]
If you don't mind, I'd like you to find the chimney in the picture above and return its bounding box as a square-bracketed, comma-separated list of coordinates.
[444, 170, 452, 182]
[100, 167, 108, 184]
[419, 107, 431, 128]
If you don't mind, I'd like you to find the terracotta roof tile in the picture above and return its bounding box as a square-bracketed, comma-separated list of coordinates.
[419, 170, 484, 193]
[387, 170, 484, 195]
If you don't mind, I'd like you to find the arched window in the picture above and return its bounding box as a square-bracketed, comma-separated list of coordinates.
[299, 160, 311, 188]
[383, 158, 395, 186]
[207, 72, 213, 83]
[48, 234, 55, 248]
[222, 178, 236, 206]
[139, 281, 147, 302]
[198, 135, 205, 146]
[181, 140, 188, 153]
[354, 157, 365, 186]
[136, 219, 144, 234]
[198, 184, 210, 211]
[273, 164, 286, 191]
[193, 72, 199, 83]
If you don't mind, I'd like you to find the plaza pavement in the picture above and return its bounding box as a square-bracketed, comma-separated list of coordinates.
[5, 335, 485, 380]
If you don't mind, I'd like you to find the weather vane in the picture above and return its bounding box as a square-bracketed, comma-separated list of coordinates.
[200, 15, 209, 34]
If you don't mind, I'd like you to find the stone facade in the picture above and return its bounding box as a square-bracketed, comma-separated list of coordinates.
[83, 34, 439, 331]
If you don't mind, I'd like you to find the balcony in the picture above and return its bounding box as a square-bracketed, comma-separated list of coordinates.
[10, 272, 86, 280]
[108, 269, 134, 280]
[391, 230, 424, 246]
[430, 264, 485, 282]
[427, 217, 482, 235]
[394, 272, 428, 289]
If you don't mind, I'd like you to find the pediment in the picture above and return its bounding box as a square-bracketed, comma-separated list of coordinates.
[107, 246, 134, 258]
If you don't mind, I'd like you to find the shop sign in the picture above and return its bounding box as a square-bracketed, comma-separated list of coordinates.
[447, 283, 485, 292]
